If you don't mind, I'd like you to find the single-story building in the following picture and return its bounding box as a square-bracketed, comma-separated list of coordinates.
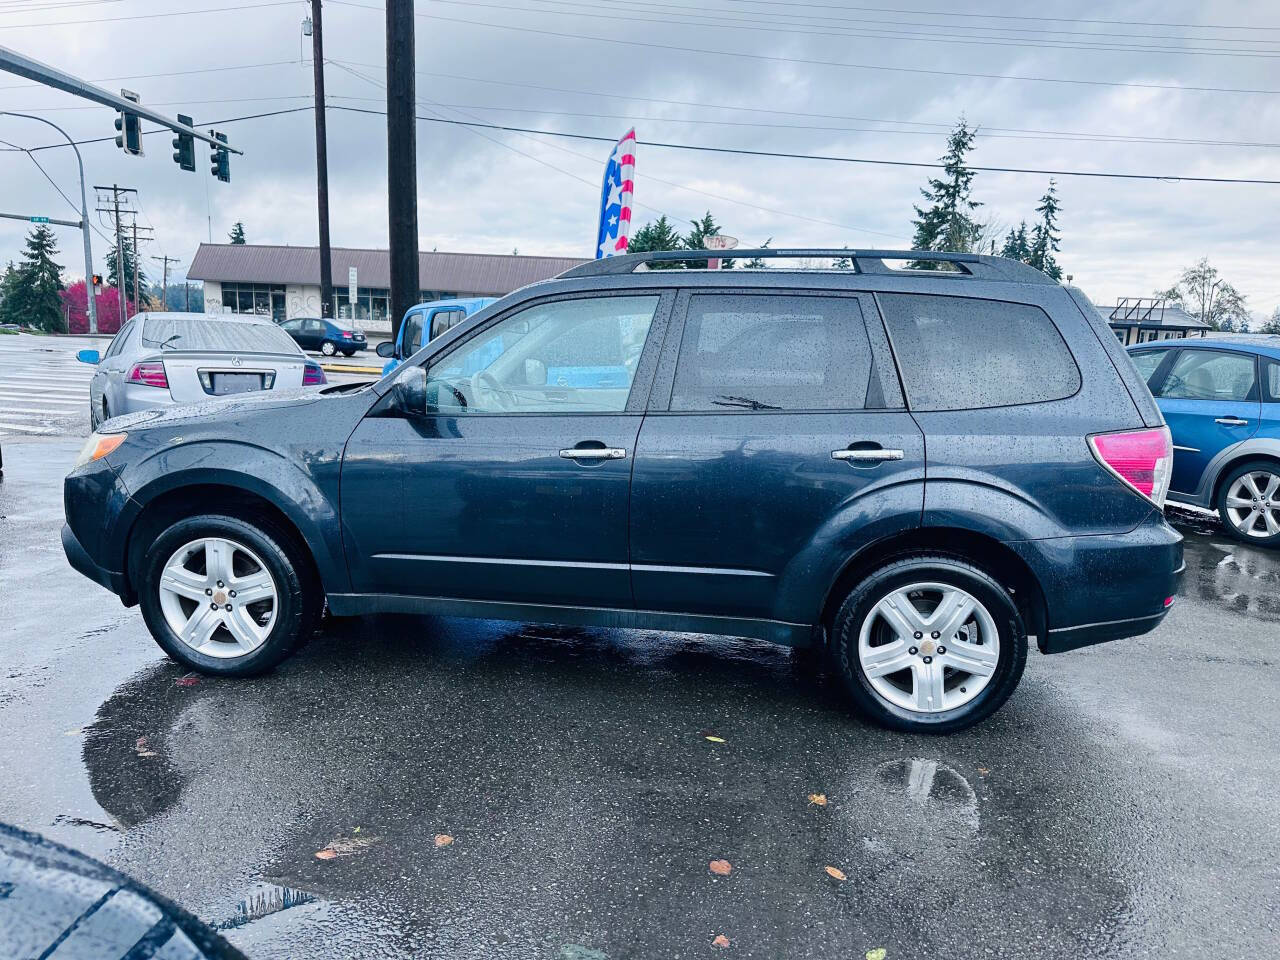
[186, 243, 586, 332]
[1103, 298, 1212, 346]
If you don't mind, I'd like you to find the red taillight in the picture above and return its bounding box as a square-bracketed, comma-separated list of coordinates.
[303, 363, 326, 386]
[341, 331, 353, 339]
[127, 361, 168, 389]
[1088, 426, 1173, 508]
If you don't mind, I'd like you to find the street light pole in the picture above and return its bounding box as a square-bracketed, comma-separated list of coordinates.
[0, 111, 96, 333]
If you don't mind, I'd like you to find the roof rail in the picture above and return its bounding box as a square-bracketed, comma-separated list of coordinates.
[556, 248, 1054, 284]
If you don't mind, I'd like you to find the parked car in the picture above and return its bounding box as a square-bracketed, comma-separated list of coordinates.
[279, 315, 367, 356]
[376, 296, 497, 374]
[0, 821, 245, 959]
[63, 249, 1183, 733]
[76, 312, 326, 428]
[1127, 336, 1280, 545]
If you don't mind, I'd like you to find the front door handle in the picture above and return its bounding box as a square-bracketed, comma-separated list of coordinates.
[1215, 416, 1249, 426]
[560, 446, 627, 460]
[832, 448, 905, 463]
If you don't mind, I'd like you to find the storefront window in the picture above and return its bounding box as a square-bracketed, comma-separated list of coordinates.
[220, 283, 286, 322]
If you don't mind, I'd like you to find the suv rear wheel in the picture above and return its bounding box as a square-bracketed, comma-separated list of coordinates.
[832, 554, 1027, 733]
[1217, 460, 1280, 547]
[137, 514, 321, 676]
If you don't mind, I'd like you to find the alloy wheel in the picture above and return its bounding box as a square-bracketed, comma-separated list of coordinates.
[857, 581, 1000, 714]
[157, 537, 278, 659]
[1224, 470, 1280, 539]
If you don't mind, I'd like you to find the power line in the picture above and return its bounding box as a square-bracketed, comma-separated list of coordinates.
[421, 0, 1280, 59]
[0, 0, 297, 28]
[324, 1, 1280, 96]
[714, 0, 1280, 32]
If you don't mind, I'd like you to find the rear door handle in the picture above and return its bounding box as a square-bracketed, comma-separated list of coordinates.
[832, 448, 904, 463]
[560, 447, 627, 460]
[1215, 417, 1249, 426]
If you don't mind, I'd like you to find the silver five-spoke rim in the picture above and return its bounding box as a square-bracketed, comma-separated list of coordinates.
[1225, 471, 1280, 539]
[158, 537, 278, 659]
[858, 581, 1000, 714]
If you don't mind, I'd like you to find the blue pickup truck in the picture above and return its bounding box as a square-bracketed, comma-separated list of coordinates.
[376, 297, 497, 375]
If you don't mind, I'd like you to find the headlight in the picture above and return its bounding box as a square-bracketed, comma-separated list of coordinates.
[74, 432, 127, 469]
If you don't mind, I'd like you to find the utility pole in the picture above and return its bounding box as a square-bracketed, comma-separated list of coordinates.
[95, 184, 134, 327]
[153, 255, 180, 310]
[311, 0, 333, 319]
[386, 0, 419, 343]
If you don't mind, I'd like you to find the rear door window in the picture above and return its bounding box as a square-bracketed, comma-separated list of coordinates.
[1156, 349, 1257, 401]
[669, 294, 875, 411]
[1263, 358, 1280, 403]
[429, 308, 468, 340]
[878, 293, 1080, 411]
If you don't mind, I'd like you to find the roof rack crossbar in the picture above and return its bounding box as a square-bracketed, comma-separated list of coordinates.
[557, 248, 1052, 284]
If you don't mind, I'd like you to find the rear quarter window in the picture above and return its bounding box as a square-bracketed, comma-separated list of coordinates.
[878, 293, 1081, 411]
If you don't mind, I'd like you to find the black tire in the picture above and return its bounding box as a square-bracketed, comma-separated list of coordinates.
[1216, 460, 1280, 547]
[832, 554, 1027, 733]
[137, 513, 322, 677]
[342, 349, 356, 357]
[319, 340, 336, 356]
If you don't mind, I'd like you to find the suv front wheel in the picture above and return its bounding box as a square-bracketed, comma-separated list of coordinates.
[137, 514, 321, 676]
[833, 554, 1027, 733]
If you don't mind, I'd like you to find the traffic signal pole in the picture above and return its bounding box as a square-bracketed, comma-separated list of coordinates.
[311, 0, 333, 319]
[0, 112, 96, 332]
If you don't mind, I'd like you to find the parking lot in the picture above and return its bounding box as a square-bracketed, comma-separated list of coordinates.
[2, 364, 1277, 958]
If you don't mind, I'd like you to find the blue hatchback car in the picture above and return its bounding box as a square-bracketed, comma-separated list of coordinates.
[1128, 336, 1280, 546]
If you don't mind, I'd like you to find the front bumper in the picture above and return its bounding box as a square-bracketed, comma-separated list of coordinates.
[1009, 512, 1185, 654]
[62, 522, 128, 597]
[63, 455, 138, 605]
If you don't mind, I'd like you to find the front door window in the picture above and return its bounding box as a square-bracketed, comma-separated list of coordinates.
[423, 295, 659, 415]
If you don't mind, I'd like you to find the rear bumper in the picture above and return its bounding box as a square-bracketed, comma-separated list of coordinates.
[1009, 512, 1184, 654]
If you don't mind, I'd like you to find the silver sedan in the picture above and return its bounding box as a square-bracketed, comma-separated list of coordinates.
[77, 313, 327, 428]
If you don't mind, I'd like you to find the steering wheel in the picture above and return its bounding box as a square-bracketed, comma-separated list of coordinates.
[471, 370, 514, 411]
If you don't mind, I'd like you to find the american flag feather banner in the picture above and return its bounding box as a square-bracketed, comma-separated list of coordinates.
[596, 128, 636, 259]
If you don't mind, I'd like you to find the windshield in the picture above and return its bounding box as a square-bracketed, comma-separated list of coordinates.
[141, 317, 302, 355]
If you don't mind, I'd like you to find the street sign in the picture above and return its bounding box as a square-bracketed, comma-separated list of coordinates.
[705, 234, 738, 270]
[30, 216, 49, 223]
[348, 266, 357, 305]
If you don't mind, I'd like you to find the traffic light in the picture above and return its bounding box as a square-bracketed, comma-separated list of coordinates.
[91, 274, 103, 295]
[172, 113, 195, 172]
[114, 89, 143, 156]
[209, 130, 230, 183]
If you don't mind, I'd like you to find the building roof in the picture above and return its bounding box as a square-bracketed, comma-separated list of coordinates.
[1100, 303, 1211, 330]
[187, 243, 587, 295]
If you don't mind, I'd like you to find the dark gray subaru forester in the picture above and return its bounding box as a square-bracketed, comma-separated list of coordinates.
[63, 249, 1183, 733]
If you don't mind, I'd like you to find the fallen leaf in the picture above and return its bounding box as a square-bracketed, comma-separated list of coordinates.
[977, 766, 990, 776]
[704, 735, 726, 744]
[353, 826, 361, 833]
[315, 835, 382, 860]
[866, 949, 887, 960]
[808, 793, 828, 807]
[134, 737, 157, 758]
[435, 834, 454, 847]
[314, 848, 337, 860]
[176, 675, 200, 687]
[709, 859, 732, 876]
[824, 865, 847, 881]
[712, 934, 731, 948]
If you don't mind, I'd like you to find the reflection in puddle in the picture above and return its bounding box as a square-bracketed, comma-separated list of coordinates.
[851, 759, 980, 867]
[214, 882, 318, 931]
[1176, 520, 1280, 623]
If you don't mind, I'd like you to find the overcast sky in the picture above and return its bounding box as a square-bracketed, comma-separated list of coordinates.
[2, 0, 1279, 314]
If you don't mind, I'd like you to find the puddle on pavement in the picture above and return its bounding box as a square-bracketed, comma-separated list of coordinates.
[213, 882, 319, 931]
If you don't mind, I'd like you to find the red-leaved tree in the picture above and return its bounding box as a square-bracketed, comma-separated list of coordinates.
[61, 280, 135, 335]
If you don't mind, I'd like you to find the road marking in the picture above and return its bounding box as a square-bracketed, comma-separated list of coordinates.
[0, 394, 82, 407]
[0, 421, 58, 434]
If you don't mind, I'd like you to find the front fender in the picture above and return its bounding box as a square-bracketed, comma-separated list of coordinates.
[113, 438, 349, 595]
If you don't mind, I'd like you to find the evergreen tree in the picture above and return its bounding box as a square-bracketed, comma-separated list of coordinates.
[1, 226, 65, 332]
[745, 237, 772, 269]
[0, 261, 18, 321]
[1260, 307, 1280, 335]
[1027, 179, 1063, 280]
[229, 221, 246, 244]
[106, 239, 147, 302]
[627, 214, 685, 269]
[1000, 221, 1031, 262]
[911, 118, 982, 258]
[832, 244, 852, 270]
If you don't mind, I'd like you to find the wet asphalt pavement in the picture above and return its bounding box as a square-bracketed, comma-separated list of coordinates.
[1, 435, 1278, 959]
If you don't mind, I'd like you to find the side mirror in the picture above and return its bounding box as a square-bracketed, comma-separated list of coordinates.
[523, 358, 547, 385]
[392, 365, 427, 417]
[76, 349, 100, 365]
[375, 340, 395, 358]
